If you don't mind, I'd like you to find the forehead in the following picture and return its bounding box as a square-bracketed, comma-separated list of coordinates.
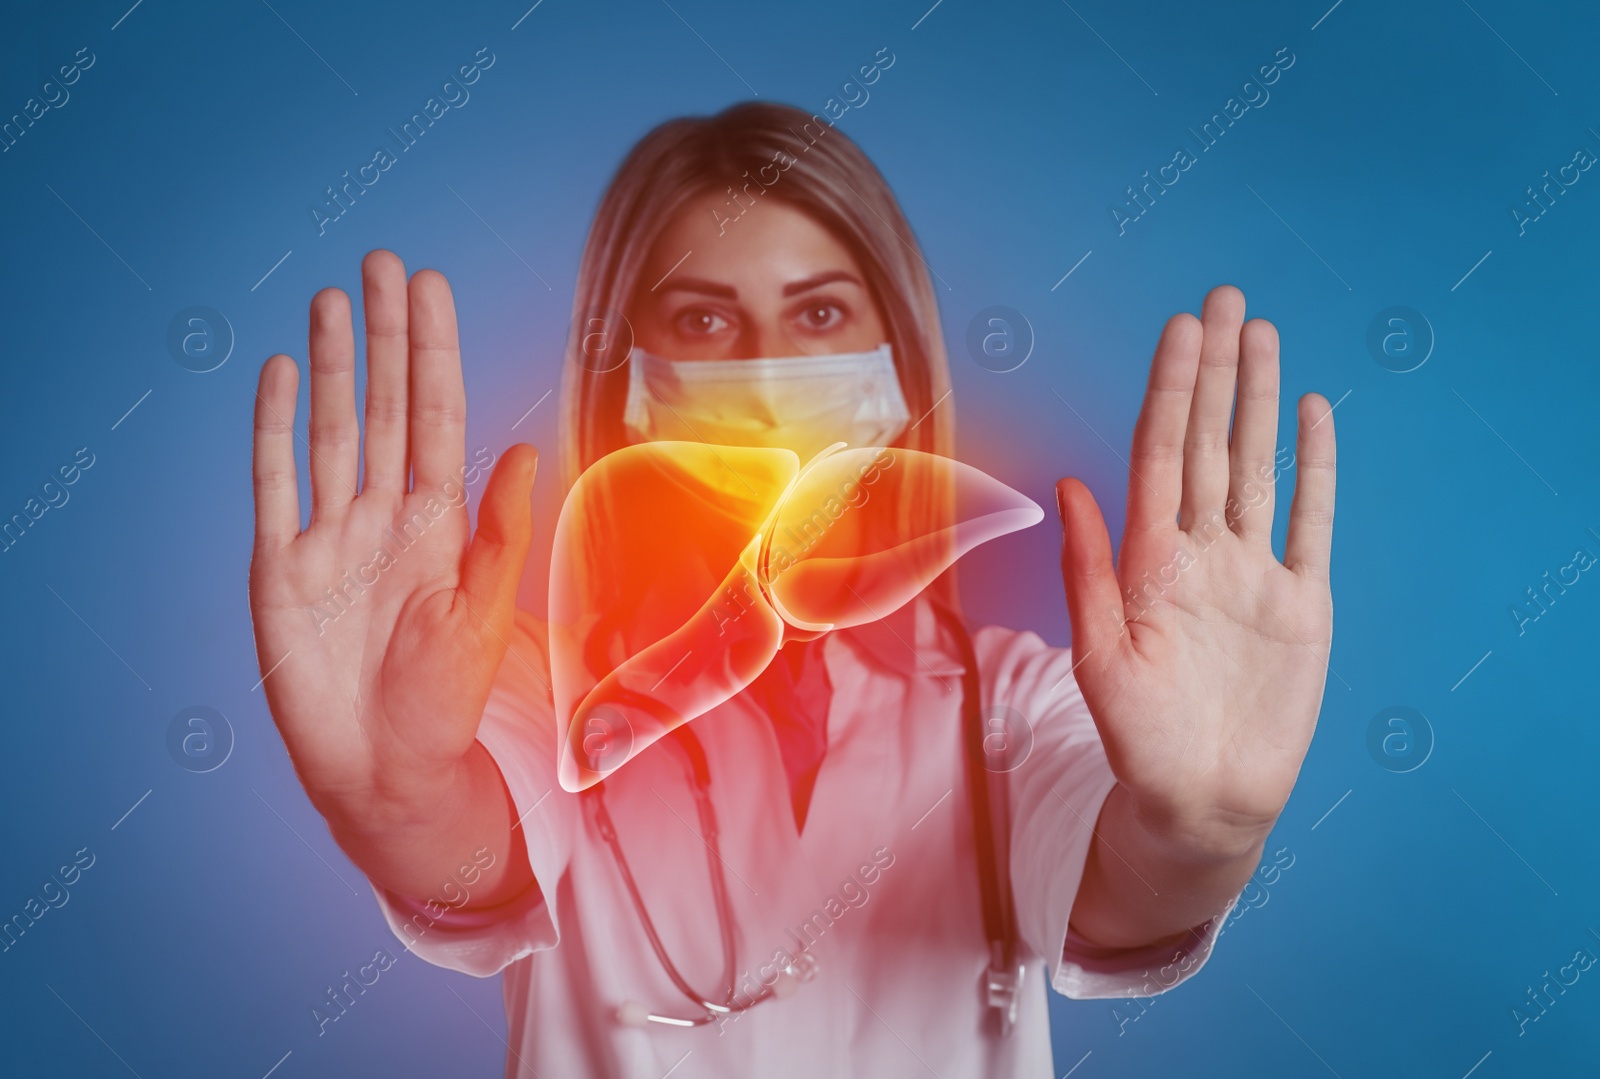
[644, 190, 865, 290]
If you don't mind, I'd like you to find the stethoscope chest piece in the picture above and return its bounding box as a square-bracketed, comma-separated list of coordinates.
[772, 948, 819, 1000]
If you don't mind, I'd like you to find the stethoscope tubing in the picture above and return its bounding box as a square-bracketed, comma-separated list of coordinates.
[588, 602, 999, 1031]
[588, 726, 774, 1026]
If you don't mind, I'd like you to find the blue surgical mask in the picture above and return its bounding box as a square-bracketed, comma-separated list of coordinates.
[621, 343, 911, 463]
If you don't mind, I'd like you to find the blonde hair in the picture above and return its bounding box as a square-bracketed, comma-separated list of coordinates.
[556, 100, 962, 615]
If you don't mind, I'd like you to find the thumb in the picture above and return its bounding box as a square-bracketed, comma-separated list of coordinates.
[1055, 477, 1123, 664]
[459, 444, 538, 637]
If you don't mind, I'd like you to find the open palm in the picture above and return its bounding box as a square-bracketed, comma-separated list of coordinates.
[1057, 285, 1336, 850]
[248, 250, 536, 824]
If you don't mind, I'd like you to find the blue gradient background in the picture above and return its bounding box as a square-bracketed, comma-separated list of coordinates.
[3, 0, 1598, 1075]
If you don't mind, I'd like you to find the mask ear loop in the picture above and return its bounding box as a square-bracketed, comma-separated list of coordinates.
[618, 346, 650, 443]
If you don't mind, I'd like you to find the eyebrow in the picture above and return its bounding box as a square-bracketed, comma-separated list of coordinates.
[782, 270, 862, 297]
[655, 270, 864, 300]
[657, 276, 737, 299]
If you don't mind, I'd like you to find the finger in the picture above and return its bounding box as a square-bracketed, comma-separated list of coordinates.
[1126, 313, 1202, 536]
[1179, 285, 1246, 531]
[408, 269, 466, 491]
[361, 249, 411, 493]
[1226, 318, 1281, 545]
[1056, 478, 1124, 665]
[459, 445, 538, 640]
[308, 287, 360, 520]
[1284, 394, 1336, 582]
[253, 355, 302, 552]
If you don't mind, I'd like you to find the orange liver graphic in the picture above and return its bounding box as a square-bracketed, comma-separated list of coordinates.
[548, 441, 1043, 791]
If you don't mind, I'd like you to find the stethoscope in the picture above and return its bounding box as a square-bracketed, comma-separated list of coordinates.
[586, 720, 810, 1028]
[582, 598, 1026, 1034]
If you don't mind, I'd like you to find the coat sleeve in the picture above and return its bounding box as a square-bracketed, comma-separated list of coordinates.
[974, 624, 1237, 1000]
[365, 607, 582, 978]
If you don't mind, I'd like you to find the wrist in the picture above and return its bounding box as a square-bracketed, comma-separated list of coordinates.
[1123, 786, 1276, 866]
[313, 741, 529, 908]
[318, 749, 470, 844]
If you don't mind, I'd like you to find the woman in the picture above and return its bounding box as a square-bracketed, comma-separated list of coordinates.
[247, 102, 1336, 1077]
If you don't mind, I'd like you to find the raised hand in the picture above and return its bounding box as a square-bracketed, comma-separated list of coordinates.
[248, 250, 537, 897]
[1056, 285, 1335, 857]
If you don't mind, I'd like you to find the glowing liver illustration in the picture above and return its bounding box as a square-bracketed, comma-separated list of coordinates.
[548, 441, 1043, 791]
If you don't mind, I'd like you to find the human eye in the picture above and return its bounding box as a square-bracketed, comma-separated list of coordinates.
[791, 298, 849, 335]
[672, 305, 733, 338]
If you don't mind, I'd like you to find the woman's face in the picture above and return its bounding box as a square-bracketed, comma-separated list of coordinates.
[631, 190, 888, 361]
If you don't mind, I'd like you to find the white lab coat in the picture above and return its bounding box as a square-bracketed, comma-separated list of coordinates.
[368, 596, 1228, 1077]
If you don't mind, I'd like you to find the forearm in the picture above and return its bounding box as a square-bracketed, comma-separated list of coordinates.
[320, 741, 535, 910]
[1067, 781, 1265, 950]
